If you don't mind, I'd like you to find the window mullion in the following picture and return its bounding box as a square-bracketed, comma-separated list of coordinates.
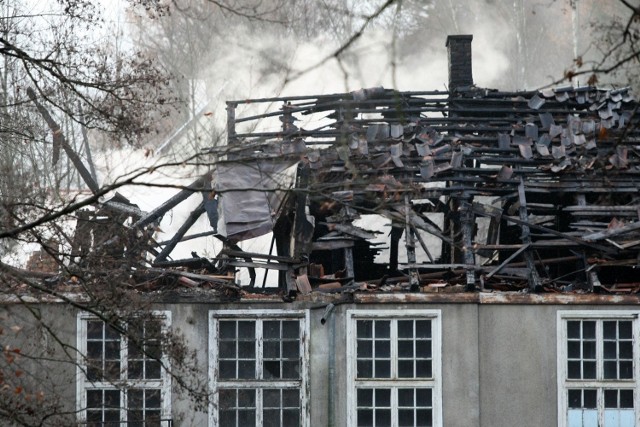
[257, 388, 263, 427]
[256, 320, 263, 380]
[598, 388, 605, 427]
[596, 320, 603, 381]
[391, 386, 398, 427]
[391, 319, 398, 380]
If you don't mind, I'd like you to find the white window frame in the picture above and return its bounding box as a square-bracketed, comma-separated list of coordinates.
[557, 310, 640, 427]
[208, 309, 310, 427]
[346, 309, 442, 427]
[76, 310, 172, 425]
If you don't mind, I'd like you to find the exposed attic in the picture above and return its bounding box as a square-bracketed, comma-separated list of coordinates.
[14, 35, 640, 298]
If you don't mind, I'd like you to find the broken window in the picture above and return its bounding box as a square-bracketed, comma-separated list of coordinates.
[558, 312, 638, 427]
[76, 312, 171, 427]
[209, 310, 309, 426]
[347, 310, 442, 427]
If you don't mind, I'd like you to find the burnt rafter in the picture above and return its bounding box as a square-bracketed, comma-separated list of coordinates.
[28, 34, 640, 295]
[218, 81, 640, 293]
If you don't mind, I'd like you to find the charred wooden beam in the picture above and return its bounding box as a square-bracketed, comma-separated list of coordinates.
[153, 202, 206, 263]
[27, 88, 99, 194]
[517, 178, 541, 290]
[133, 172, 212, 229]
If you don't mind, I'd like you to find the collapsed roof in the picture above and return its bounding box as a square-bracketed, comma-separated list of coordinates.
[14, 35, 640, 297]
[210, 80, 640, 295]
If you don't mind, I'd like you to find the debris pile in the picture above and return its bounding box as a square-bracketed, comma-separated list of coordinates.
[13, 82, 640, 298]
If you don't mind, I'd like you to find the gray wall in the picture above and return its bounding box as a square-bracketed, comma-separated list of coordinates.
[5, 300, 639, 426]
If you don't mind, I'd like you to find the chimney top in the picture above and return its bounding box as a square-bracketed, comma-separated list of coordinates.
[446, 34, 473, 47]
[446, 35, 474, 92]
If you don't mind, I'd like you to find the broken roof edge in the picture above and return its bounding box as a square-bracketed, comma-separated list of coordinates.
[2, 290, 640, 305]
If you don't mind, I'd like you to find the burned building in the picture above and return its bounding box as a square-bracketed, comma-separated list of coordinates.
[4, 35, 640, 427]
[210, 35, 640, 296]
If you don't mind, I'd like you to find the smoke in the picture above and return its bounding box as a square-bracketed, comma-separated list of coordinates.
[82, 0, 633, 284]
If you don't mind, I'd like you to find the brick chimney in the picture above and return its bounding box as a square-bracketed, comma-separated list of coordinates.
[446, 35, 474, 91]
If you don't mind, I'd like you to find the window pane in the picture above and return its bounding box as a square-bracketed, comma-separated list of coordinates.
[416, 409, 433, 427]
[283, 341, 298, 357]
[219, 410, 236, 426]
[357, 389, 373, 407]
[620, 390, 634, 409]
[263, 409, 280, 427]
[146, 341, 162, 360]
[604, 361, 617, 379]
[88, 321, 103, 339]
[416, 339, 432, 358]
[220, 341, 236, 358]
[399, 360, 414, 378]
[238, 409, 255, 427]
[568, 389, 581, 408]
[282, 321, 299, 338]
[264, 389, 280, 407]
[146, 360, 161, 379]
[376, 409, 391, 426]
[567, 341, 580, 358]
[238, 360, 255, 379]
[416, 360, 432, 378]
[128, 361, 143, 379]
[415, 320, 431, 338]
[87, 342, 102, 359]
[375, 389, 391, 407]
[237, 321, 254, 338]
[357, 321, 373, 338]
[604, 341, 617, 359]
[399, 409, 414, 427]
[87, 390, 102, 408]
[282, 409, 299, 426]
[238, 340, 255, 358]
[619, 341, 633, 359]
[104, 361, 120, 381]
[416, 388, 432, 405]
[619, 321, 632, 339]
[375, 321, 390, 338]
[583, 390, 596, 409]
[582, 321, 595, 339]
[238, 389, 255, 407]
[583, 361, 596, 379]
[603, 321, 617, 339]
[399, 340, 414, 358]
[282, 361, 299, 379]
[357, 409, 373, 427]
[568, 361, 580, 379]
[127, 409, 143, 424]
[567, 321, 580, 339]
[264, 342, 280, 358]
[219, 389, 236, 410]
[619, 361, 633, 379]
[220, 321, 236, 339]
[374, 360, 390, 378]
[219, 360, 236, 379]
[283, 389, 299, 407]
[375, 341, 390, 358]
[582, 341, 595, 359]
[263, 361, 280, 379]
[605, 389, 618, 408]
[357, 341, 372, 358]
[357, 360, 373, 378]
[264, 321, 280, 339]
[146, 389, 161, 408]
[398, 320, 413, 338]
[398, 389, 414, 406]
